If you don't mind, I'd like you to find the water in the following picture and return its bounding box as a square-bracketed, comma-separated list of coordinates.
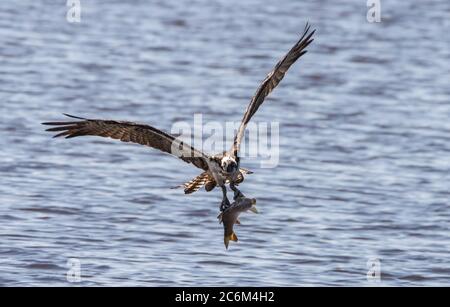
[1, 0, 449, 286]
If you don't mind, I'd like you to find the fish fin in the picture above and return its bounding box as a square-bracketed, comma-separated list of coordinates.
[235, 219, 241, 225]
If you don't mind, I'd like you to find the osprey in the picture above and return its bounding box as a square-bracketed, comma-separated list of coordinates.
[43, 24, 315, 211]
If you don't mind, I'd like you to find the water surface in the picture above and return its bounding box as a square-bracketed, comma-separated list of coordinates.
[0, 0, 449, 286]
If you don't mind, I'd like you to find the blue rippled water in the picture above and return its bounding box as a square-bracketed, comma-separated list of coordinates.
[0, 0, 449, 286]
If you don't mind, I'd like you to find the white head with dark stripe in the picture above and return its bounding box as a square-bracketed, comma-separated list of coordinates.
[220, 156, 238, 174]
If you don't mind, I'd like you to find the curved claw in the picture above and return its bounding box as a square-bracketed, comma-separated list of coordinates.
[230, 182, 245, 200]
[233, 190, 245, 201]
[220, 198, 231, 212]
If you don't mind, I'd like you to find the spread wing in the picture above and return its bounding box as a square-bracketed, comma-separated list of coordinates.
[42, 114, 211, 170]
[230, 23, 315, 157]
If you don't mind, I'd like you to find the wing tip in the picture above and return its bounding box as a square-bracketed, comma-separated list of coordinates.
[42, 113, 86, 126]
[65, 134, 78, 139]
[63, 113, 86, 120]
[304, 21, 316, 33]
[291, 23, 315, 53]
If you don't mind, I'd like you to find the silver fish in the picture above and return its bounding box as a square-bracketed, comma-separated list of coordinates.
[217, 197, 258, 249]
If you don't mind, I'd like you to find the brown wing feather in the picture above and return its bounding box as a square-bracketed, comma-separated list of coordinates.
[174, 167, 251, 194]
[42, 114, 210, 170]
[182, 172, 210, 194]
[231, 23, 315, 157]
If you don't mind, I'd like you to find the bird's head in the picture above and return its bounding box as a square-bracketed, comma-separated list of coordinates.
[221, 156, 238, 173]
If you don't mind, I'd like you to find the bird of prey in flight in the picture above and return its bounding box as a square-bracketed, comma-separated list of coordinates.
[43, 24, 315, 211]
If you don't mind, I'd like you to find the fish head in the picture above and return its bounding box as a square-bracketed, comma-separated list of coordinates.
[233, 197, 257, 213]
[221, 197, 258, 249]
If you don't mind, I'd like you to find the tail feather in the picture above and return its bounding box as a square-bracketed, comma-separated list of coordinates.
[182, 172, 209, 194]
[172, 168, 253, 194]
[239, 168, 253, 175]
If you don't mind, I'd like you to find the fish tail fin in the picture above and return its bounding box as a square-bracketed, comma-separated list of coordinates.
[231, 232, 238, 241]
[224, 232, 238, 249]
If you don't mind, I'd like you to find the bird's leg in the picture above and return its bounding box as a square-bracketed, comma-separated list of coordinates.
[230, 182, 244, 200]
[220, 185, 231, 212]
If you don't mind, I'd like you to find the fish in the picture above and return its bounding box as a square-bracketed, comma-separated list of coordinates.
[217, 197, 258, 249]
